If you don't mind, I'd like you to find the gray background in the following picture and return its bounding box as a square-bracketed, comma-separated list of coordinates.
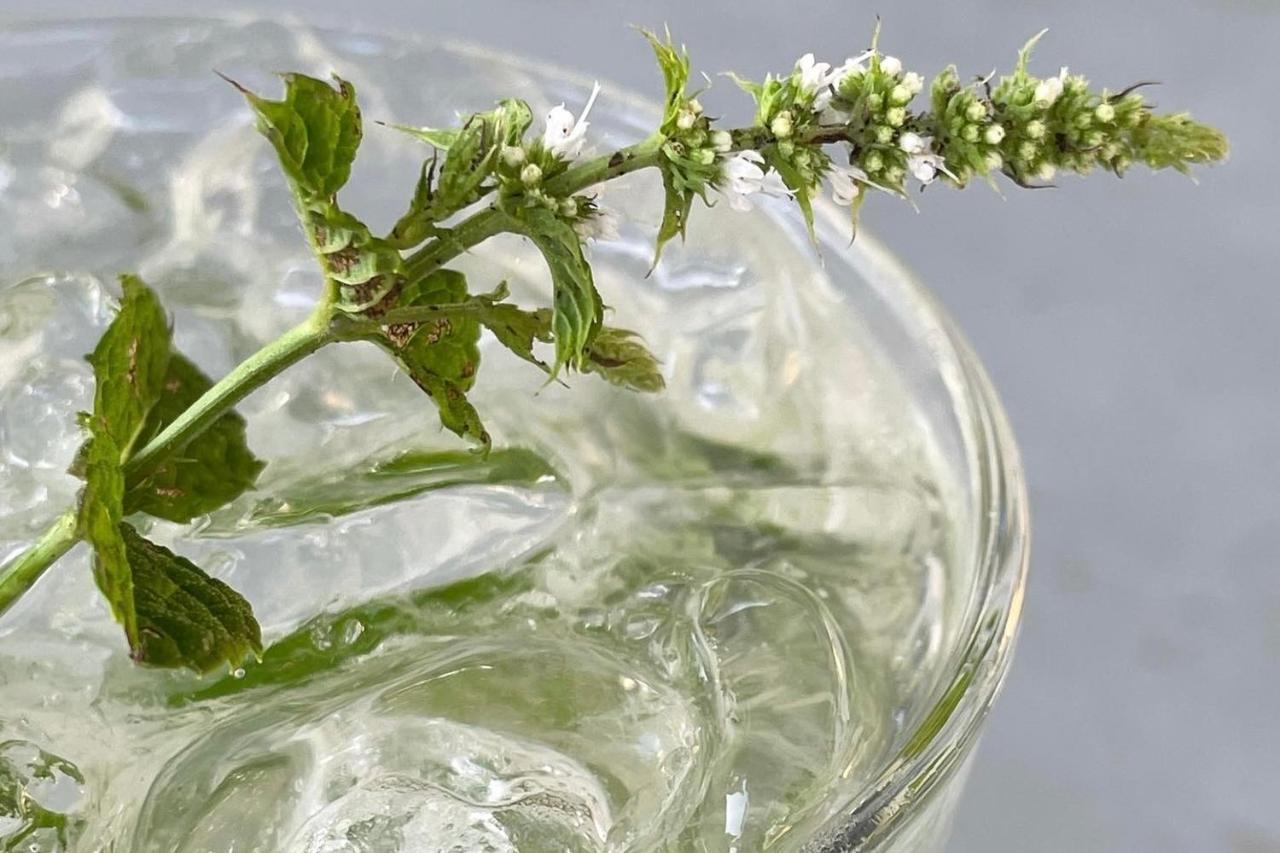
[3, 1, 1278, 851]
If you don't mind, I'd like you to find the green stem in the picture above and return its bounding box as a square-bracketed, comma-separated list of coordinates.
[0, 305, 340, 616]
[125, 308, 336, 477]
[401, 125, 848, 282]
[0, 510, 79, 616]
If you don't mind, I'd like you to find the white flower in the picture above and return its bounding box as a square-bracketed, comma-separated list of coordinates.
[879, 55, 903, 77]
[901, 71, 925, 95]
[898, 131, 927, 154]
[542, 81, 601, 160]
[574, 206, 620, 241]
[814, 51, 872, 112]
[718, 150, 790, 211]
[827, 164, 867, 206]
[907, 152, 954, 185]
[794, 53, 832, 96]
[1033, 67, 1068, 107]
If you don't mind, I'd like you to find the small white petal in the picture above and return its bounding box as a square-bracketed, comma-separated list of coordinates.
[898, 131, 927, 154]
[879, 55, 903, 77]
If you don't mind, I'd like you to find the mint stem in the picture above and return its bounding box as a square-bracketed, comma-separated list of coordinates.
[0, 510, 79, 616]
[124, 309, 336, 477]
[401, 126, 843, 281]
[0, 307, 338, 612]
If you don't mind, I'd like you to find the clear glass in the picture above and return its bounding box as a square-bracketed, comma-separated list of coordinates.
[0, 18, 1028, 853]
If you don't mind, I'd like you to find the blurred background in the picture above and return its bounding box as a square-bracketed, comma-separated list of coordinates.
[2, 1, 1277, 851]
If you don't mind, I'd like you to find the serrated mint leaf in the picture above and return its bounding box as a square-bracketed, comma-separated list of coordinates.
[515, 208, 603, 376]
[583, 327, 665, 393]
[640, 28, 691, 131]
[87, 274, 171, 458]
[475, 283, 553, 371]
[383, 270, 489, 448]
[119, 523, 261, 673]
[125, 353, 266, 524]
[653, 155, 698, 270]
[767, 151, 817, 240]
[231, 72, 362, 200]
[78, 427, 136, 647]
[387, 99, 533, 249]
[308, 203, 402, 311]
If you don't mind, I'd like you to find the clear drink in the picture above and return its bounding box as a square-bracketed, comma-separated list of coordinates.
[0, 19, 1027, 852]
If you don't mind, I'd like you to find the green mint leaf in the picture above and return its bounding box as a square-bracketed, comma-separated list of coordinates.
[383, 270, 490, 448]
[475, 282, 553, 371]
[639, 27, 691, 131]
[119, 523, 261, 673]
[655, 165, 695, 265]
[78, 427, 136, 647]
[515, 207, 603, 376]
[309, 203, 403, 311]
[384, 124, 461, 151]
[387, 99, 533, 248]
[583, 327, 665, 393]
[231, 72, 362, 200]
[86, 274, 171, 458]
[766, 150, 817, 241]
[125, 353, 266, 523]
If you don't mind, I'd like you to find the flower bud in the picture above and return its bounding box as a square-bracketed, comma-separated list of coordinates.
[559, 198, 579, 217]
[886, 107, 907, 128]
[890, 84, 912, 105]
[867, 93, 884, 110]
[1094, 102, 1116, 123]
[501, 145, 526, 167]
[902, 71, 925, 95]
[983, 124, 1006, 145]
[875, 124, 895, 144]
[964, 101, 987, 122]
[1025, 120, 1046, 140]
[520, 163, 543, 187]
[885, 164, 905, 183]
[879, 55, 903, 76]
[676, 110, 696, 131]
[985, 150, 1004, 171]
[692, 147, 716, 166]
[688, 98, 704, 115]
[863, 150, 884, 172]
[710, 130, 733, 152]
[1037, 162, 1057, 181]
[962, 124, 980, 142]
[1018, 141, 1039, 161]
[770, 111, 794, 138]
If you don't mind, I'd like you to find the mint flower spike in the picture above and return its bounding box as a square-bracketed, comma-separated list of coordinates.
[715, 27, 1226, 238]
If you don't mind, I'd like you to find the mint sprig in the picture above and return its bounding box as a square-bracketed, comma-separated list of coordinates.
[0, 25, 1227, 671]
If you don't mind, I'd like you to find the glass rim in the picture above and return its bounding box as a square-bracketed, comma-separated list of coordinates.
[6, 16, 1032, 850]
